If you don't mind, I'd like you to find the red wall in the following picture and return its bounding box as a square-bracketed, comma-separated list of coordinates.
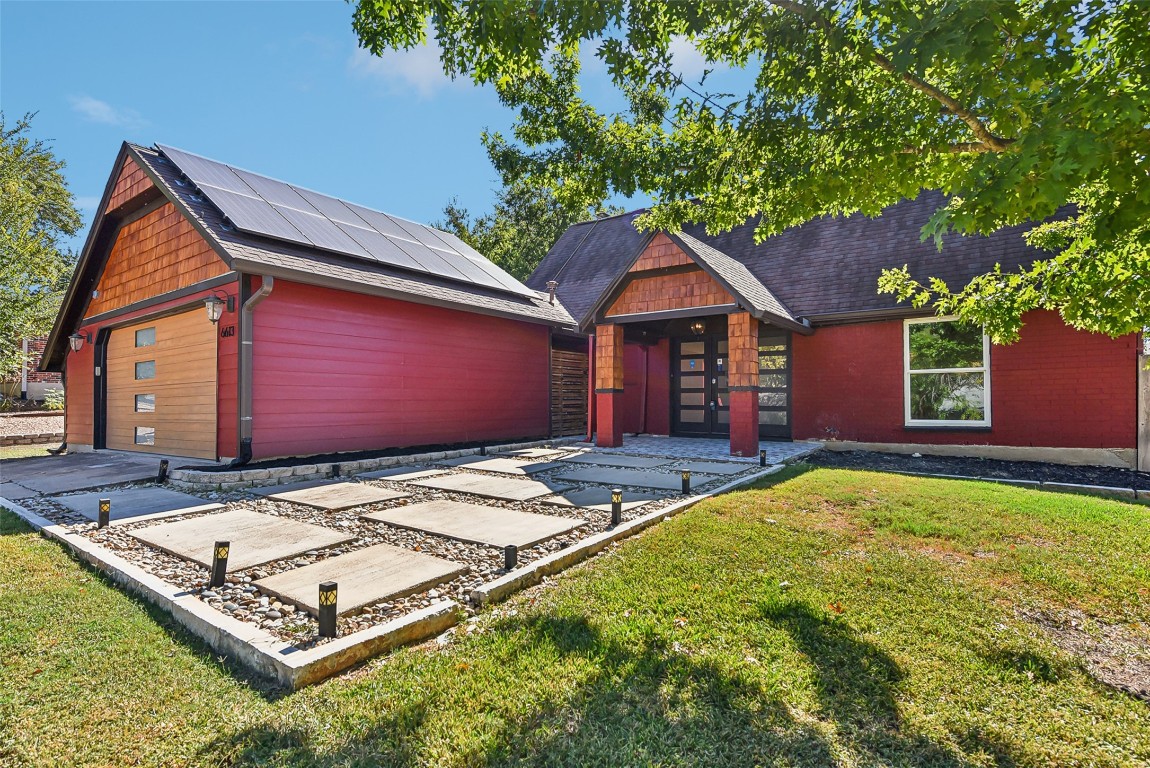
[620, 340, 671, 435]
[250, 280, 551, 459]
[64, 336, 95, 446]
[792, 310, 1137, 449]
[65, 282, 240, 455]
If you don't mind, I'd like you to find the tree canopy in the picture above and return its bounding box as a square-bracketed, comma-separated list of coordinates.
[0, 114, 81, 380]
[355, 0, 1149, 341]
[435, 180, 621, 281]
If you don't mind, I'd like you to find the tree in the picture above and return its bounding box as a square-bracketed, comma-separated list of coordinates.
[354, 1, 1149, 341]
[435, 180, 620, 281]
[0, 114, 81, 380]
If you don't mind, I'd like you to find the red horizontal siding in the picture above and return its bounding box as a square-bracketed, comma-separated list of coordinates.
[250, 280, 550, 459]
[792, 310, 1137, 449]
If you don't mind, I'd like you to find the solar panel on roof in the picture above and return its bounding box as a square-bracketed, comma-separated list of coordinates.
[294, 187, 370, 227]
[155, 143, 536, 299]
[232, 168, 315, 210]
[333, 223, 425, 272]
[199, 185, 305, 242]
[271, 204, 371, 258]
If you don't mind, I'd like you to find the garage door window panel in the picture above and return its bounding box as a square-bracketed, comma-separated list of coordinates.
[135, 360, 156, 380]
[135, 327, 156, 347]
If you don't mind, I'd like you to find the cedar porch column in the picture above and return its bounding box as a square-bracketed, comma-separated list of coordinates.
[595, 323, 625, 447]
[728, 311, 759, 457]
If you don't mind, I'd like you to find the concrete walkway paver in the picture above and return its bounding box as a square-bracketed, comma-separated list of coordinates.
[498, 448, 566, 459]
[437, 456, 564, 475]
[671, 461, 753, 475]
[574, 436, 816, 464]
[554, 467, 718, 491]
[0, 451, 200, 496]
[131, 510, 354, 571]
[357, 467, 448, 482]
[259, 481, 409, 511]
[410, 473, 573, 501]
[541, 488, 662, 512]
[55, 487, 222, 525]
[254, 543, 468, 616]
[560, 453, 673, 469]
[363, 499, 585, 548]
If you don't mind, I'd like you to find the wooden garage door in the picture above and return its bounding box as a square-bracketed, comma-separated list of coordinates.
[106, 310, 217, 459]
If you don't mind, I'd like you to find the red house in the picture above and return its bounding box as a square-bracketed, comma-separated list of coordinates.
[529, 197, 1149, 471]
[41, 143, 573, 462]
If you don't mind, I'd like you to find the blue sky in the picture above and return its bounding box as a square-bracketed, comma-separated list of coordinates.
[4, 1, 725, 251]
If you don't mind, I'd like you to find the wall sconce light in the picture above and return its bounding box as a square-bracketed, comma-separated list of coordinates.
[204, 293, 235, 325]
[68, 332, 91, 352]
[689, 320, 706, 336]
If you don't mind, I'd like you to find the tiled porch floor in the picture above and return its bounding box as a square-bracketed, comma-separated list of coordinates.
[571, 436, 819, 464]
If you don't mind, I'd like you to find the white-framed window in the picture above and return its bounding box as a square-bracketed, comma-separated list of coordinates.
[904, 317, 991, 427]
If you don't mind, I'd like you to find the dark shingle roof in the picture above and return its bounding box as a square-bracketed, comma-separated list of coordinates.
[528, 192, 1057, 328]
[671, 231, 797, 326]
[133, 145, 574, 328]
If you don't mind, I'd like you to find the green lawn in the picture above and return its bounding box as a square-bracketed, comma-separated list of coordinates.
[0, 444, 54, 460]
[2, 466, 1148, 767]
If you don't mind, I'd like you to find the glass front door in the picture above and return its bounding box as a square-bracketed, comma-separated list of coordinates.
[672, 335, 729, 436]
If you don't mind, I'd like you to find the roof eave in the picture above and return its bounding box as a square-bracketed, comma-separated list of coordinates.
[230, 258, 577, 331]
[41, 143, 133, 371]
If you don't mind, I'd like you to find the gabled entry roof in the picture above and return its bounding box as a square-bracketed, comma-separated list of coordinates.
[584, 230, 811, 334]
[528, 193, 1061, 329]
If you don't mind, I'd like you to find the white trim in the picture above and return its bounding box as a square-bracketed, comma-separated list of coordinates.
[903, 316, 991, 428]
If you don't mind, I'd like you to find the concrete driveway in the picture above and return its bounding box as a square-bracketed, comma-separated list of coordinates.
[0, 451, 202, 499]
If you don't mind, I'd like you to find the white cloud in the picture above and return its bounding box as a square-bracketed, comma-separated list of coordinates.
[668, 35, 712, 82]
[68, 95, 147, 129]
[348, 43, 461, 98]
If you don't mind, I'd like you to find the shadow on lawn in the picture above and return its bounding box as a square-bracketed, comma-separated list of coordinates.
[200, 606, 1023, 767]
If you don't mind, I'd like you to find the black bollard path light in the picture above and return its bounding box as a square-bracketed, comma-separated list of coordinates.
[610, 488, 623, 526]
[504, 544, 518, 570]
[681, 470, 691, 495]
[97, 498, 111, 528]
[157, 459, 170, 482]
[759, 450, 766, 467]
[318, 581, 338, 638]
[210, 541, 230, 588]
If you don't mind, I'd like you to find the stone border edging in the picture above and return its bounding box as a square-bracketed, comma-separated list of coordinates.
[167, 437, 582, 492]
[471, 464, 786, 606]
[885, 469, 1147, 501]
[0, 495, 460, 690]
[0, 432, 63, 446]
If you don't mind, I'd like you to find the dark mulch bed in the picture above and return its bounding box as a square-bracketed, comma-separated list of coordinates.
[178, 435, 551, 472]
[808, 449, 1150, 491]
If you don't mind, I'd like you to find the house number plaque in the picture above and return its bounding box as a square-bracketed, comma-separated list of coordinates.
[220, 325, 236, 338]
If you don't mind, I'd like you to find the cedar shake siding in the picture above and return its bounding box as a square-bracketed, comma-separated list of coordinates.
[88, 203, 229, 317]
[249, 279, 551, 460]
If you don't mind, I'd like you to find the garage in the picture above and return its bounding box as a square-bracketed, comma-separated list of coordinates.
[105, 309, 218, 459]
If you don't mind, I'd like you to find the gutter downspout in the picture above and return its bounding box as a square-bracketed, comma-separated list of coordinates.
[230, 275, 274, 467]
[20, 339, 28, 399]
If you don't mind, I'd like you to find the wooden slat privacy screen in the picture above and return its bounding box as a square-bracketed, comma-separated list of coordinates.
[550, 348, 588, 437]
